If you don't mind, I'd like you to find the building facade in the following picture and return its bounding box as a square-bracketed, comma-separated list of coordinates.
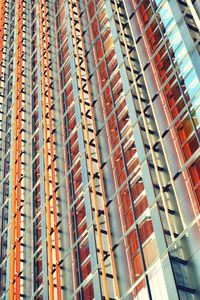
[0, 0, 200, 299]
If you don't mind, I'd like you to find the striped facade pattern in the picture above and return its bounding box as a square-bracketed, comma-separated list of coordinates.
[0, 0, 200, 299]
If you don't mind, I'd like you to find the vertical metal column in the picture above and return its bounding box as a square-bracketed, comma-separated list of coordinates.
[0, 0, 5, 80]
[53, 1, 85, 298]
[5, 0, 24, 298]
[37, 0, 62, 298]
[71, 1, 121, 299]
[34, 0, 49, 298]
[62, 0, 102, 298]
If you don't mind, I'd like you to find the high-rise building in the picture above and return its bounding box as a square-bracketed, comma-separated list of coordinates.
[0, 0, 199, 299]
